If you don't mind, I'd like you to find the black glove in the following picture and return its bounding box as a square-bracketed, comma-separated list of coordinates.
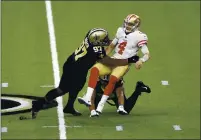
[128, 55, 139, 63]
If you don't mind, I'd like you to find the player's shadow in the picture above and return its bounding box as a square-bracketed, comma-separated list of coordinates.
[131, 112, 168, 117]
[97, 111, 169, 117]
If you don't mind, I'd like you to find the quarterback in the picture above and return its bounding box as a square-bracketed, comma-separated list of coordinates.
[78, 14, 151, 115]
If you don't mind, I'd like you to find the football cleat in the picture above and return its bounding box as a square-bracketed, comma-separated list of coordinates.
[90, 110, 99, 117]
[63, 108, 82, 116]
[77, 96, 92, 107]
[31, 99, 46, 119]
[117, 106, 128, 115]
[135, 81, 151, 93]
[31, 101, 40, 119]
[32, 110, 38, 119]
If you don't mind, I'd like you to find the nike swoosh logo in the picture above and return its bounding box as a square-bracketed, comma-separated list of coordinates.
[143, 87, 147, 90]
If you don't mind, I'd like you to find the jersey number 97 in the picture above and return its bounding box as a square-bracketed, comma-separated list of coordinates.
[74, 41, 88, 61]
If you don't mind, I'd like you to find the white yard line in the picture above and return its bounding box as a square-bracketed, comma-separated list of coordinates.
[43, 125, 82, 128]
[45, 1, 67, 139]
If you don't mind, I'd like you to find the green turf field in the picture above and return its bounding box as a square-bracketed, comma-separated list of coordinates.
[1, 1, 200, 139]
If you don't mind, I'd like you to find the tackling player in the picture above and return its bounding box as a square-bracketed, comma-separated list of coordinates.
[78, 14, 151, 115]
[31, 28, 139, 118]
[89, 75, 151, 117]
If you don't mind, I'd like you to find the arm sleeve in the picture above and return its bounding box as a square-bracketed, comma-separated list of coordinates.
[111, 38, 118, 46]
[141, 44, 149, 54]
[139, 44, 150, 62]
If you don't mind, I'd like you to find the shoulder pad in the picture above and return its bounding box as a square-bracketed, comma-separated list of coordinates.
[115, 27, 125, 39]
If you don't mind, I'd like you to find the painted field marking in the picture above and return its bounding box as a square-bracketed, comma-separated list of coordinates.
[173, 125, 182, 131]
[40, 85, 54, 88]
[1, 127, 8, 133]
[116, 125, 123, 131]
[43, 125, 82, 128]
[45, 1, 66, 139]
[2, 83, 8, 87]
[43, 125, 124, 128]
[161, 80, 169, 85]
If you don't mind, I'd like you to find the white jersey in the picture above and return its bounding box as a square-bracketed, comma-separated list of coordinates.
[112, 27, 148, 59]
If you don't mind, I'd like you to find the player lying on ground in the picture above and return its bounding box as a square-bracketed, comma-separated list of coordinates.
[78, 14, 151, 115]
[89, 75, 151, 117]
[31, 28, 139, 118]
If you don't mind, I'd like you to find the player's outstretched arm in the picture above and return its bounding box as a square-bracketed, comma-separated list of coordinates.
[140, 44, 150, 62]
[105, 41, 115, 55]
[99, 55, 139, 67]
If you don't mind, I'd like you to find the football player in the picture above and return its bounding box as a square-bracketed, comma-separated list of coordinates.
[78, 14, 151, 115]
[89, 75, 151, 117]
[31, 28, 139, 119]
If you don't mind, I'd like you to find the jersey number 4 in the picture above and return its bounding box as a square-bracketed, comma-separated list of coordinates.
[118, 42, 127, 55]
[75, 41, 87, 61]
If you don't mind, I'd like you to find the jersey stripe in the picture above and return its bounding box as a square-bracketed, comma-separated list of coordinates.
[128, 14, 135, 20]
[137, 40, 148, 46]
[126, 14, 139, 21]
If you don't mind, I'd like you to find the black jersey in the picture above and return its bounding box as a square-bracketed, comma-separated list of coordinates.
[59, 29, 108, 92]
[66, 31, 106, 71]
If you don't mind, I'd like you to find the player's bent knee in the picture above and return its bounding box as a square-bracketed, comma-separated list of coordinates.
[56, 88, 65, 96]
[108, 75, 119, 84]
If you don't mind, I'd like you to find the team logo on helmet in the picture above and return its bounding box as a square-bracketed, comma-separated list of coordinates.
[88, 28, 110, 46]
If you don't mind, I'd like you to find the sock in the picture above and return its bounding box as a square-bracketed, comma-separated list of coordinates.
[88, 67, 99, 88]
[96, 95, 109, 112]
[85, 67, 99, 99]
[104, 75, 118, 96]
[124, 91, 141, 113]
[100, 95, 109, 104]
[119, 105, 124, 108]
[85, 87, 94, 99]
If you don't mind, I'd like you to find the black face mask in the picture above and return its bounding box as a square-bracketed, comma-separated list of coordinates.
[102, 36, 110, 46]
